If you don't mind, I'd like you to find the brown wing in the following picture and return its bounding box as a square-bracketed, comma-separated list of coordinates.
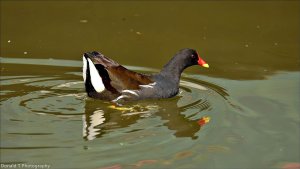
[107, 66, 153, 91]
[89, 53, 153, 92]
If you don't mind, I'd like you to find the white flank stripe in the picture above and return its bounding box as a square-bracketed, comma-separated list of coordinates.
[139, 82, 157, 89]
[87, 58, 105, 92]
[113, 95, 128, 102]
[122, 90, 139, 96]
[82, 56, 87, 82]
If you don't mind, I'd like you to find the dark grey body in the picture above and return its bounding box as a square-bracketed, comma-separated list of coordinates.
[83, 48, 201, 104]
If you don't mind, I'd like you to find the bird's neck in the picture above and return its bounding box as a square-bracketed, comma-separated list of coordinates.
[159, 56, 187, 83]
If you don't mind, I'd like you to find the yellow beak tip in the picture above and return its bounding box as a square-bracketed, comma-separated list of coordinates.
[202, 64, 209, 68]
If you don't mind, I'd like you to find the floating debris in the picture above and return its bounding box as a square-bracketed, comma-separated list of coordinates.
[24, 52, 28, 55]
[136, 31, 142, 35]
[8, 40, 11, 43]
[132, 160, 157, 168]
[245, 44, 249, 48]
[175, 151, 193, 159]
[79, 19, 88, 23]
[281, 162, 300, 169]
[100, 164, 122, 169]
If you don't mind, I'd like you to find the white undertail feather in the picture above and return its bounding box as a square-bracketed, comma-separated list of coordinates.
[87, 58, 105, 92]
[82, 56, 87, 82]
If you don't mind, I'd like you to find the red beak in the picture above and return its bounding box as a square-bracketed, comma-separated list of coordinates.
[198, 57, 209, 68]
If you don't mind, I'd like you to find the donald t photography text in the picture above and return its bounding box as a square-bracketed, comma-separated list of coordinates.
[0, 164, 50, 169]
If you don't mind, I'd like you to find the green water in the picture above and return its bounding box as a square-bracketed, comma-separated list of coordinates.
[1, 1, 300, 169]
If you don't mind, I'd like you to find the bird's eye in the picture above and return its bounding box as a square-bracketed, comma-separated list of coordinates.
[191, 54, 197, 59]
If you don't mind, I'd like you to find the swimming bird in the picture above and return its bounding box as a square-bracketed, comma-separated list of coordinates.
[82, 48, 209, 104]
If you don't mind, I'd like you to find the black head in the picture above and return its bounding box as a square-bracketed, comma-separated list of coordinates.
[175, 48, 209, 68]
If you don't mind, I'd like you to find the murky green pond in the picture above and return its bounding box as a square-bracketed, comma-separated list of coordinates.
[1, 1, 300, 169]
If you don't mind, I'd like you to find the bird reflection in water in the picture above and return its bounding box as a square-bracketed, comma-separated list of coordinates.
[82, 109, 105, 141]
[82, 96, 211, 141]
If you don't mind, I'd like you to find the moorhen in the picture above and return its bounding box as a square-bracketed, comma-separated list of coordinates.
[82, 48, 209, 103]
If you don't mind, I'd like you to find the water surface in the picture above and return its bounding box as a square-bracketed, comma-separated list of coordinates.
[1, 1, 300, 169]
